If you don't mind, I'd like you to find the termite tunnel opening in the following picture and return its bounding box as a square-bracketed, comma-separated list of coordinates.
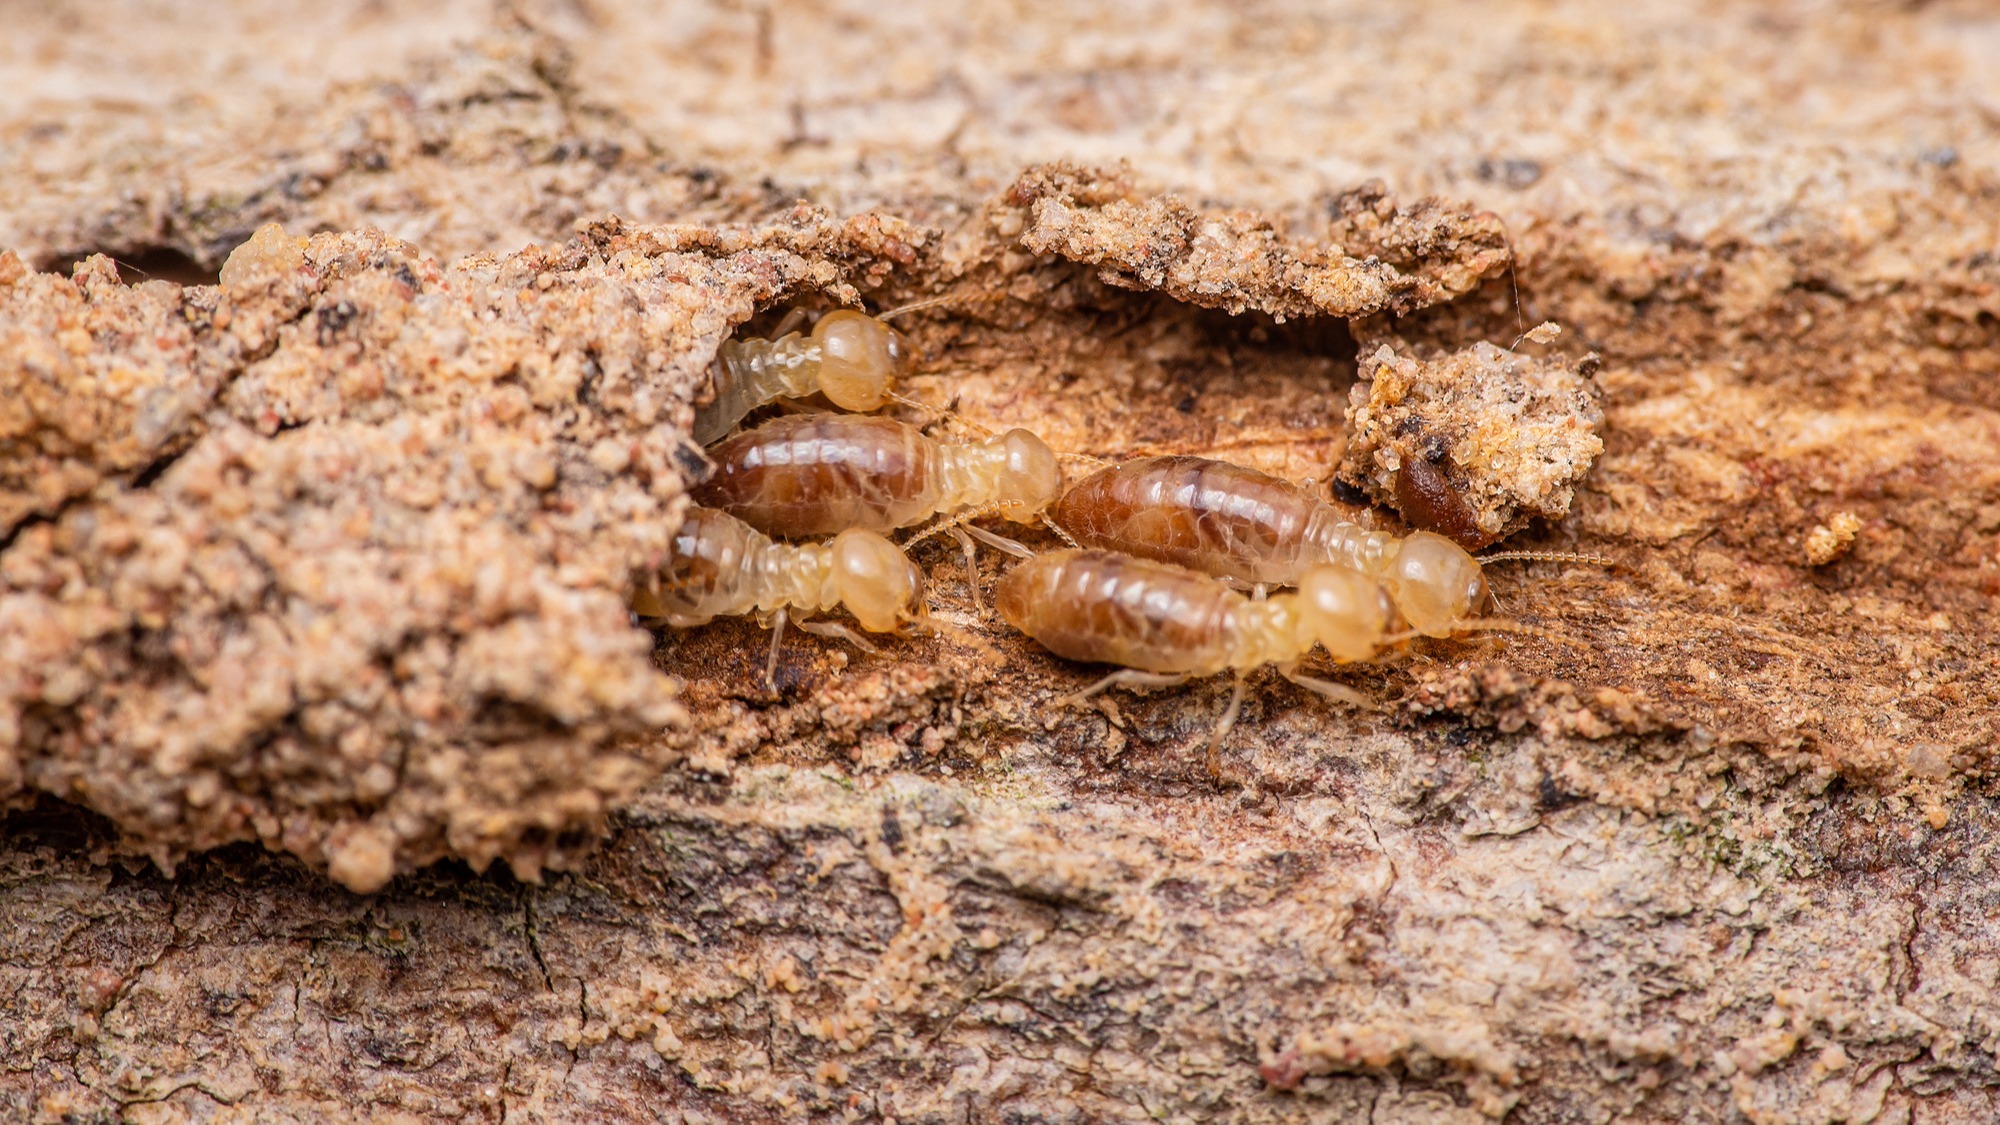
[855, 273, 1364, 487]
[648, 268, 1372, 732]
[50, 246, 222, 287]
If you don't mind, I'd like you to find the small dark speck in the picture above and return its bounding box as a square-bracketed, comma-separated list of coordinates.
[1176, 394, 1197, 414]
[879, 809, 904, 851]
[1331, 479, 1371, 506]
[1476, 157, 1544, 189]
[1919, 146, 1959, 168]
[673, 440, 715, 484]
[315, 300, 358, 346]
[1537, 775, 1584, 812]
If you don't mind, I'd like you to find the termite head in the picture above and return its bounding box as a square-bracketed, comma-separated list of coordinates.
[995, 429, 1063, 523]
[830, 528, 925, 633]
[1385, 531, 1489, 638]
[813, 309, 913, 411]
[1297, 565, 1393, 662]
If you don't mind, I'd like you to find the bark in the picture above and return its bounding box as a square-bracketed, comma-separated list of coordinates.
[3, 3, 1999, 1121]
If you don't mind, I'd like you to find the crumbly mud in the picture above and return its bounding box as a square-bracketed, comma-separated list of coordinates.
[1337, 330, 1605, 547]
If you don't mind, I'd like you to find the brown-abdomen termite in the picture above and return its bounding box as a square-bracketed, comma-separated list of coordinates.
[996, 549, 1399, 776]
[1048, 455, 1600, 637]
[691, 412, 1063, 560]
[635, 505, 991, 686]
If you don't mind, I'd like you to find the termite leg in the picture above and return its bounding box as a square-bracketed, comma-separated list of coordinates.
[769, 307, 812, 338]
[947, 526, 985, 614]
[1208, 675, 1249, 780]
[1041, 513, 1081, 549]
[764, 607, 789, 691]
[907, 509, 1033, 559]
[1056, 669, 1192, 711]
[962, 522, 1035, 559]
[796, 618, 881, 655]
[1276, 665, 1377, 710]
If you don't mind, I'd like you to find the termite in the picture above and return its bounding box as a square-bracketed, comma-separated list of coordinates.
[1392, 452, 1495, 551]
[995, 549, 1401, 776]
[692, 294, 973, 446]
[690, 411, 1064, 577]
[1048, 455, 1599, 638]
[634, 505, 990, 686]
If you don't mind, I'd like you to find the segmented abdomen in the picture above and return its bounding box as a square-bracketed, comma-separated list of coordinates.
[995, 549, 1239, 675]
[693, 414, 940, 539]
[633, 506, 830, 624]
[1305, 512, 1399, 578]
[1052, 456, 1344, 586]
[693, 336, 819, 446]
[634, 506, 761, 623]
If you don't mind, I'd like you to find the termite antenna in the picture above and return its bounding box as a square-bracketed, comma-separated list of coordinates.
[873, 386, 1003, 446]
[1041, 513, 1081, 549]
[883, 389, 945, 416]
[876, 293, 958, 320]
[1057, 450, 1112, 470]
[876, 289, 1005, 322]
[1503, 225, 1526, 345]
[1449, 616, 1585, 648]
[1477, 550, 1615, 567]
[904, 511, 971, 551]
[909, 397, 998, 442]
[911, 608, 1005, 664]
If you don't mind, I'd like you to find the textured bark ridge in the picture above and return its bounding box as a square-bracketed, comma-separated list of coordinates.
[6, 6, 2000, 1123]
[1005, 164, 1511, 319]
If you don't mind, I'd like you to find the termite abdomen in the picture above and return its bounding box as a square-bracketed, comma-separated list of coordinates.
[1049, 456, 1345, 587]
[995, 548, 1238, 674]
[633, 506, 755, 625]
[691, 414, 938, 539]
[691, 412, 1062, 541]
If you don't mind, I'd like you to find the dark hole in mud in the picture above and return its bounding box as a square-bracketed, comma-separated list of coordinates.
[0, 793, 120, 858]
[53, 246, 221, 287]
[651, 276, 1396, 780]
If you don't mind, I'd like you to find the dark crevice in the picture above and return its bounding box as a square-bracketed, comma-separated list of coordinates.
[50, 246, 221, 288]
[127, 444, 188, 492]
[0, 508, 57, 556]
[521, 888, 557, 994]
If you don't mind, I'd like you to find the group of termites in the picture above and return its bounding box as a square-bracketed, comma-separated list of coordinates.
[644, 297, 1595, 775]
